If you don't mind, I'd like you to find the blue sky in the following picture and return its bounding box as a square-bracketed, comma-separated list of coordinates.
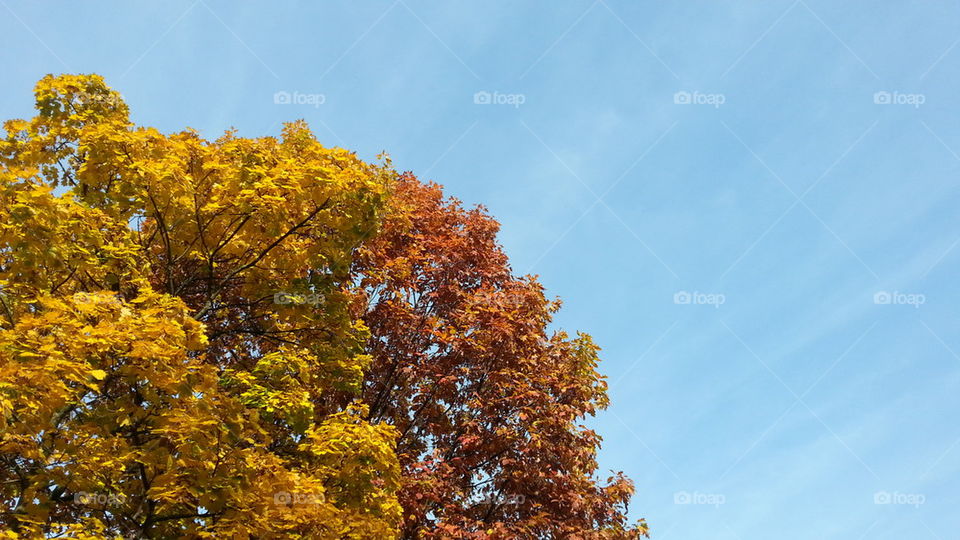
[2, 1, 958, 537]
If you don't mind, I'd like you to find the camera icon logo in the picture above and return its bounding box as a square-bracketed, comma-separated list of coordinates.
[873, 291, 891, 305]
[673, 91, 691, 105]
[674, 291, 692, 305]
[873, 91, 891, 105]
[273, 91, 292, 105]
[873, 491, 891, 504]
[673, 491, 691, 504]
[473, 91, 492, 105]
[273, 491, 292, 505]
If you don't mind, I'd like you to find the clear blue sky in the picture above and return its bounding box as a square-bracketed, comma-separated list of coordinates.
[2, 1, 958, 537]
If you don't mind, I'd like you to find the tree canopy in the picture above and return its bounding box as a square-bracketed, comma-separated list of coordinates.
[0, 74, 646, 539]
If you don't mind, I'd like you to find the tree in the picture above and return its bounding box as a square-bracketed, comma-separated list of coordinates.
[0, 74, 401, 538]
[355, 174, 647, 538]
[0, 74, 645, 539]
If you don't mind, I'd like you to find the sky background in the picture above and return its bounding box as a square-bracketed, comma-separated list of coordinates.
[2, 1, 958, 538]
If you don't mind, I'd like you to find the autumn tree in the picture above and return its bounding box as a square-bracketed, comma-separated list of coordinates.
[0, 74, 645, 539]
[354, 174, 647, 538]
[0, 74, 401, 538]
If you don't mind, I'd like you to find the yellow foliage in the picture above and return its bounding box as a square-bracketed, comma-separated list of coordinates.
[0, 74, 401, 538]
